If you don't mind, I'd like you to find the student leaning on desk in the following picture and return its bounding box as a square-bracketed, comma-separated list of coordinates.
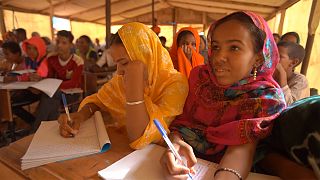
[58, 22, 189, 149]
[0, 40, 48, 126]
[0, 37, 48, 83]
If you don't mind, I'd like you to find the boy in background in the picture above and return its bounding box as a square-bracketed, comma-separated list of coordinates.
[273, 41, 309, 105]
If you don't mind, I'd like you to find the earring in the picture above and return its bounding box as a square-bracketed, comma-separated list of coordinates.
[253, 67, 257, 80]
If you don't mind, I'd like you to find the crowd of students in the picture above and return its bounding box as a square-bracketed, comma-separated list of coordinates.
[0, 10, 319, 180]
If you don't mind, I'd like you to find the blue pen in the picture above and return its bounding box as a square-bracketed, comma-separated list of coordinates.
[153, 119, 193, 179]
[61, 94, 73, 125]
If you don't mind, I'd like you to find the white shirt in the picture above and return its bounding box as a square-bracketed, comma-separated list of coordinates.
[96, 49, 115, 68]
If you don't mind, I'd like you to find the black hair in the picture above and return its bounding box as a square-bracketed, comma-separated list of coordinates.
[212, 12, 266, 54]
[2, 41, 21, 55]
[110, 32, 123, 45]
[79, 35, 93, 46]
[41, 36, 51, 45]
[273, 33, 280, 39]
[281, 32, 300, 44]
[15, 28, 26, 37]
[57, 30, 74, 43]
[277, 41, 305, 67]
[177, 30, 194, 45]
[159, 36, 167, 43]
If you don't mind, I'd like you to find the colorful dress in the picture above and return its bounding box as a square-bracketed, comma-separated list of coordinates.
[170, 11, 286, 163]
[79, 22, 189, 149]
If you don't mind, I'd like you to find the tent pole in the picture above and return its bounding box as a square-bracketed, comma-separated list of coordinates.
[301, 0, 320, 75]
[172, 8, 177, 38]
[0, 2, 6, 35]
[152, 0, 155, 27]
[105, 0, 111, 49]
[278, 9, 286, 35]
[48, 0, 54, 41]
[202, 12, 207, 35]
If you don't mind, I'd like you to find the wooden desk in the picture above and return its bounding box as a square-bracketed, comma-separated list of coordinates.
[0, 127, 132, 179]
[0, 124, 280, 180]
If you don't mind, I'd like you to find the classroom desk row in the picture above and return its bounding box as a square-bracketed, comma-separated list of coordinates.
[0, 120, 282, 180]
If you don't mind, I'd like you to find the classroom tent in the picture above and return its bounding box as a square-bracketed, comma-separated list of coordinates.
[0, 0, 319, 91]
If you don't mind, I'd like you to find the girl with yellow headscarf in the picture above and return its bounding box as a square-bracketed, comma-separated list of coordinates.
[58, 22, 188, 149]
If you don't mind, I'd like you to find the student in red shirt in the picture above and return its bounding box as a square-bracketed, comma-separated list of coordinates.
[34, 30, 84, 132]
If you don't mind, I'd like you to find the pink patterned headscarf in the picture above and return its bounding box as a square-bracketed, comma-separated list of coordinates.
[170, 12, 286, 157]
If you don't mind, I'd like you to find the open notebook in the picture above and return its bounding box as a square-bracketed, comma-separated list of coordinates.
[98, 144, 280, 180]
[0, 78, 62, 97]
[21, 111, 111, 170]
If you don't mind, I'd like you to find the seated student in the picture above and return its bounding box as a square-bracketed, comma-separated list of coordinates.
[1, 41, 25, 81]
[160, 11, 286, 180]
[1, 37, 48, 83]
[169, 27, 204, 77]
[22, 36, 49, 81]
[89, 34, 117, 76]
[0, 43, 15, 73]
[281, 31, 300, 44]
[33, 30, 84, 131]
[89, 48, 117, 83]
[76, 35, 98, 71]
[57, 22, 189, 149]
[1, 41, 39, 125]
[273, 41, 309, 105]
[159, 36, 169, 50]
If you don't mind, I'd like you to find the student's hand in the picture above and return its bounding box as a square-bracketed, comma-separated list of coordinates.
[182, 45, 192, 61]
[160, 136, 197, 180]
[3, 76, 17, 83]
[29, 73, 42, 82]
[123, 61, 148, 102]
[273, 64, 287, 87]
[58, 112, 84, 138]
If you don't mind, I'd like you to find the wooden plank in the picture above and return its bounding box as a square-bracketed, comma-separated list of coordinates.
[39, 0, 72, 13]
[172, 8, 177, 38]
[266, 0, 300, 20]
[170, 0, 276, 13]
[48, 0, 54, 41]
[69, 5, 105, 19]
[301, 0, 320, 75]
[0, 162, 26, 180]
[278, 9, 286, 35]
[0, 2, 7, 35]
[1, 0, 15, 6]
[202, 12, 207, 33]
[106, 0, 111, 49]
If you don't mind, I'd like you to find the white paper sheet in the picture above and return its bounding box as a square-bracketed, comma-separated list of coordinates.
[98, 144, 281, 180]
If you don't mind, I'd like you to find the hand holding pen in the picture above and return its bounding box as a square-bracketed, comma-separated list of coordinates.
[58, 94, 80, 138]
[154, 119, 197, 179]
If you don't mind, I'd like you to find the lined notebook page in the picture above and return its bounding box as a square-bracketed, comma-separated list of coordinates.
[21, 111, 110, 170]
[22, 119, 100, 160]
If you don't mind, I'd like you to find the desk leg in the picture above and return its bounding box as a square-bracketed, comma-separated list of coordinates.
[0, 89, 13, 122]
[0, 89, 15, 142]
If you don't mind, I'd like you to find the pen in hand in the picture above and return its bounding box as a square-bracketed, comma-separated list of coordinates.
[153, 119, 193, 179]
[61, 93, 76, 137]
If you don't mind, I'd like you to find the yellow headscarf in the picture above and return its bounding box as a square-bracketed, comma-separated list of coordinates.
[79, 22, 188, 149]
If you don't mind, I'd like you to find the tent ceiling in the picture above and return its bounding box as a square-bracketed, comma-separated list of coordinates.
[0, 0, 300, 25]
